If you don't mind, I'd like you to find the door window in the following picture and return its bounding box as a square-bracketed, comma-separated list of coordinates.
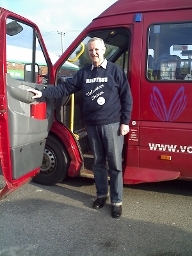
[57, 28, 130, 80]
[147, 22, 192, 81]
[6, 18, 48, 84]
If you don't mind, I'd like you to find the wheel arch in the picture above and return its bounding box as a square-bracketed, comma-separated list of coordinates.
[50, 120, 83, 177]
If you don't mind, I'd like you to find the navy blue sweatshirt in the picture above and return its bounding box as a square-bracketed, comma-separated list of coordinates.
[42, 60, 132, 126]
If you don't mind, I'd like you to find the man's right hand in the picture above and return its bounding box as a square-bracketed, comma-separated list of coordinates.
[27, 89, 43, 99]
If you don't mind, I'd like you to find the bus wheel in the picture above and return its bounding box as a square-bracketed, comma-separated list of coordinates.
[32, 134, 70, 185]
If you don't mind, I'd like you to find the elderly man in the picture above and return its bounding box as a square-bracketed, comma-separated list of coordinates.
[28, 37, 133, 218]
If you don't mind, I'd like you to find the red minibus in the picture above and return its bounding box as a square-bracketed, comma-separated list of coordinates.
[0, 0, 192, 199]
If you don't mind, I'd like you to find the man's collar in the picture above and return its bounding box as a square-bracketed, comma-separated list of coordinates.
[91, 59, 107, 70]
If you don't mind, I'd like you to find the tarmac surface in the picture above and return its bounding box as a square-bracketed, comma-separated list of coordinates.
[0, 175, 192, 256]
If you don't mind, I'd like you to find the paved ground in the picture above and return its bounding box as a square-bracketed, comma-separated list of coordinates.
[0, 175, 192, 256]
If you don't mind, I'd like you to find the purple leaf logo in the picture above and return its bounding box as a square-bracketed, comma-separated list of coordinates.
[150, 86, 187, 121]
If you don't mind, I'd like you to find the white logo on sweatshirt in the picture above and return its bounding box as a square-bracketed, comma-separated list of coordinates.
[86, 77, 108, 83]
[86, 84, 104, 96]
[97, 97, 105, 105]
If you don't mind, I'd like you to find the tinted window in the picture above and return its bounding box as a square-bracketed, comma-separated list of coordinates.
[147, 23, 192, 81]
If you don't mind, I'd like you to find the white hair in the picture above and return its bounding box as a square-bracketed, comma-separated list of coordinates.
[87, 37, 105, 48]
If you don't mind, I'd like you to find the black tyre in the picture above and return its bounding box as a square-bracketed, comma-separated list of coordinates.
[32, 134, 70, 185]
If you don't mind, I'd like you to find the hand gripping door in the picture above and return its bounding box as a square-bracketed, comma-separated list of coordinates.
[0, 74, 51, 199]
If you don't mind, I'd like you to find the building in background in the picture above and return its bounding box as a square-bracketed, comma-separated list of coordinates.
[7, 45, 79, 80]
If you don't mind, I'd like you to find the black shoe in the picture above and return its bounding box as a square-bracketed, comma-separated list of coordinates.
[111, 205, 122, 218]
[93, 197, 107, 209]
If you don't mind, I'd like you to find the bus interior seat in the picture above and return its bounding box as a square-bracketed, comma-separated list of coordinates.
[152, 54, 183, 80]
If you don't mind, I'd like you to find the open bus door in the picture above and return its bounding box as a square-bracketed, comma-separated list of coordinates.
[0, 9, 54, 199]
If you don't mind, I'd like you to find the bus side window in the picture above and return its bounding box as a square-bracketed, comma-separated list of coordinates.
[147, 22, 192, 81]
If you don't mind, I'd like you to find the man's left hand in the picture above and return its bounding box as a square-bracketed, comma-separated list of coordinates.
[120, 124, 129, 136]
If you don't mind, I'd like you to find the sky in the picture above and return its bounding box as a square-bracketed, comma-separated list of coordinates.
[0, 0, 117, 56]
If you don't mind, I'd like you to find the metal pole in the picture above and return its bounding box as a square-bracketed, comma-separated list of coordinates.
[57, 31, 65, 54]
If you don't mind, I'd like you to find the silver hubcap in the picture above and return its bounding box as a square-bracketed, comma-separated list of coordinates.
[40, 148, 56, 174]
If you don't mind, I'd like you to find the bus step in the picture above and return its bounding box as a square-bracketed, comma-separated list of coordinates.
[74, 128, 87, 140]
[80, 169, 94, 179]
[83, 152, 94, 170]
[80, 169, 110, 180]
[83, 152, 94, 158]
[78, 131, 87, 139]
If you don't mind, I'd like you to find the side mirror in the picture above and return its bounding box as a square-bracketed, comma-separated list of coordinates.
[24, 63, 40, 83]
[6, 21, 23, 36]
